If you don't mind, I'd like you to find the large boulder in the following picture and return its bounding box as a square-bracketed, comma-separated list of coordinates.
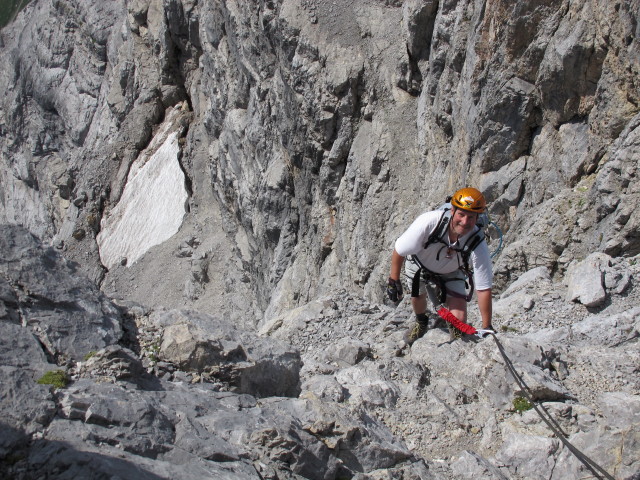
[31, 377, 424, 480]
[153, 309, 302, 398]
[565, 253, 609, 307]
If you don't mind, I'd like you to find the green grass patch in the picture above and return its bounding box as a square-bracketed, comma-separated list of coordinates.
[500, 325, 518, 333]
[84, 351, 97, 361]
[0, 0, 32, 29]
[513, 396, 533, 414]
[37, 370, 69, 389]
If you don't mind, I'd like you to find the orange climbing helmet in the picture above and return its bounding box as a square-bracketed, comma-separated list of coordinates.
[450, 187, 487, 213]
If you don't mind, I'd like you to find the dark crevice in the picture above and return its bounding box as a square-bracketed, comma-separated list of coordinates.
[525, 123, 543, 157]
[35, 336, 57, 365]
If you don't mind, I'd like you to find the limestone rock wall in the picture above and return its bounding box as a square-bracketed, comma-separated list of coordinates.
[0, 0, 638, 320]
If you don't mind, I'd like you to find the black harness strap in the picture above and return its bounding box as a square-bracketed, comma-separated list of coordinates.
[458, 231, 484, 272]
[426, 209, 450, 247]
[411, 264, 422, 298]
[408, 256, 450, 304]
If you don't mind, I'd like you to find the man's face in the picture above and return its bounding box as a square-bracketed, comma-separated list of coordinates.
[450, 208, 478, 238]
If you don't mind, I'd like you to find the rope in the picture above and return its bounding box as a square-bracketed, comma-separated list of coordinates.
[436, 306, 477, 335]
[434, 307, 616, 480]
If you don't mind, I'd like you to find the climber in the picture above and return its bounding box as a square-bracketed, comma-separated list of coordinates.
[387, 187, 495, 344]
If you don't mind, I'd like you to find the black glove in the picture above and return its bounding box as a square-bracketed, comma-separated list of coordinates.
[387, 277, 403, 302]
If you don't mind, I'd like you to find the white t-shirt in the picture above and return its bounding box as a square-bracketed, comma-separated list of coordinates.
[395, 210, 493, 290]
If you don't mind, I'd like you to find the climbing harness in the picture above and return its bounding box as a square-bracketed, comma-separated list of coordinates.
[408, 207, 482, 303]
[408, 255, 475, 303]
[425, 205, 486, 273]
[434, 306, 616, 480]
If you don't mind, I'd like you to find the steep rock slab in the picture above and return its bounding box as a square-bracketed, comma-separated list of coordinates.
[0, 289, 58, 454]
[495, 392, 640, 479]
[450, 450, 509, 480]
[552, 392, 640, 480]
[0, 0, 124, 240]
[97, 106, 189, 270]
[409, 331, 573, 408]
[0, 367, 56, 456]
[0, 224, 122, 360]
[0, 322, 57, 456]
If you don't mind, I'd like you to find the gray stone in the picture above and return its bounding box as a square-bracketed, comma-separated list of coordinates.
[154, 309, 302, 398]
[566, 253, 610, 307]
[55, 390, 175, 458]
[598, 392, 640, 431]
[510, 362, 573, 402]
[0, 322, 50, 370]
[79, 345, 144, 380]
[0, 225, 122, 360]
[325, 337, 372, 366]
[501, 267, 552, 299]
[336, 363, 401, 408]
[26, 435, 259, 479]
[0, 367, 57, 449]
[495, 434, 561, 480]
[551, 426, 638, 480]
[301, 374, 346, 402]
[0, 277, 20, 323]
[450, 450, 509, 480]
[570, 307, 640, 347]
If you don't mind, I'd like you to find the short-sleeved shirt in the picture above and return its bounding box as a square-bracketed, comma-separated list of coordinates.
[395, 210, 493, 290]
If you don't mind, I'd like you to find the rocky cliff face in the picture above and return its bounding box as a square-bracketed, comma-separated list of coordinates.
[1, 0, 639, 318]
[0, 1, 640, 318]
[0, 0, 639, 479]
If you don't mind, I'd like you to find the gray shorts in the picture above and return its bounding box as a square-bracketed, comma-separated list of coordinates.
[404, 256, 469, 299]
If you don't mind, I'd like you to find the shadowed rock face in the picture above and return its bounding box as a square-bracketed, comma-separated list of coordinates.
[0, 225, 424, 479]
[0, 0, 639, 478]
[0, 224, 122, 361]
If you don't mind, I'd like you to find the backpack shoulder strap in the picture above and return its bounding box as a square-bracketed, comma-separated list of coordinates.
[459, 227, 486, 272]
[424, 208, 451, 249]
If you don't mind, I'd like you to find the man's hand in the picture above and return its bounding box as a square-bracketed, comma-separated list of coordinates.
[387, 277, 403, 302]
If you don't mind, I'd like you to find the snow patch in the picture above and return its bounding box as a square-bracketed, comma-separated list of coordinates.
[97, 131, 188, 269]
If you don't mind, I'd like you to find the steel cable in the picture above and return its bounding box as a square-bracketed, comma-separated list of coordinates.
[489, 333, 616, 480]
[434, 306, 616, 479]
